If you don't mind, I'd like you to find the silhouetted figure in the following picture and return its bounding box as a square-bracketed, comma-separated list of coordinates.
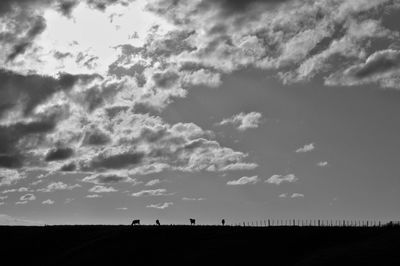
[222, 219, 225, 226]
[190, 218, 196, 225]
[131, 219, 140, 225]
[156, 219, 160, 226]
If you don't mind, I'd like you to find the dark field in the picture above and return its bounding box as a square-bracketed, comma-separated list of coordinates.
[2, 225, 400, 266]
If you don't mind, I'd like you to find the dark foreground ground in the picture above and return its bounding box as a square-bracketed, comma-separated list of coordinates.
[1, 225, 400, 266]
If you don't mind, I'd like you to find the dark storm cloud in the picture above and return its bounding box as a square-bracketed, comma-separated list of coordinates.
[132, 102, 159, 115]
[86, 0, 129, 11]
[0, 0, 131, 17]
[0, 116, 57, 168]
[59, 162, 76, 172]
[152, 71, 180, 88]
[7, 16, 47, 62]
[83, 173, 132, 184]
[56, 0, 78, 16]
[352, 50, 400, 79]
[144, 30, 195, 58]
[82, 128, 111, 146]
[105, 105, 129, 119]
[0, 70, 100, 117]
[198, 0, 293, 14]
[53, 51, 72, 59]
[147, 0, 292, 20]
[45, 147, 74, 161]
[0, 0, 52, 15]
[88, 151, 145, 170]
[108, 61, 146, 83]
[0, 155, 23, 168]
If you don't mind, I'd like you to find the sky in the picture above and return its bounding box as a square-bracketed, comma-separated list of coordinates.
[0, 0, 400, 225]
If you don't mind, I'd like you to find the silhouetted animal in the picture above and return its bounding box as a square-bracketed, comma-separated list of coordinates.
[190, 218, 196, 225]
[222, 219, 225, 226]
[156, 219, 160, 226]
[131, 219, 140, 225]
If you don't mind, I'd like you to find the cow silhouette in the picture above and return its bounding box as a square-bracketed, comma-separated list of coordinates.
[131, 219, 140, 225]
[190, 218, 196, 225]
[156, 219, 160, 226]
[222, 219, 225, 226]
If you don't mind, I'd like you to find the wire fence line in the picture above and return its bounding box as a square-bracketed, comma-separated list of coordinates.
[128, 219, 400, 227]
[227, 219, 400, 227]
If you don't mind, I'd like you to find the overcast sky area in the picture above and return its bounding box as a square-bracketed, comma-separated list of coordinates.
[0, 0, 400, 225]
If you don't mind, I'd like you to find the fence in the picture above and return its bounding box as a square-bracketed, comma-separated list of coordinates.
[229, 219, 400, 227]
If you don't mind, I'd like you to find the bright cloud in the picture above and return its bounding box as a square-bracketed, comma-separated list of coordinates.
[219, 112, 262, 131]
[147, 202, 173, 209]
[131, 188, 171, 197]
[296, 143, 315, 153]
[89, 185, 117, 193]
[86, 194, 103, 198]
[266, 174, 298, 185]
[0, 169, 26, 187]
[291, 193, 304, 198]
[227, 175, 259, 186]
[317, 161, 329, 167]
[145, 179, 161, 186]
[182, 197, 205, 201]
[37, 182, 81, 193]
[42, 199, 55, 205]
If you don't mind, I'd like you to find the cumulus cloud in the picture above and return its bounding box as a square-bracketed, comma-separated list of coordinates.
[326, 49, 400, 89]
[18, 193, 36, 204]
[72, 113, 257, 175]
[266, 174, 297, 185]
[82, 173, 140, 185]
[182, 197, 205, 201]
[86, 194, 103, 198]
[317, 161, 328, 167]
[295, 143, 315, 153]
[37, 182, 81, 192]
[145, 179, 161, 186]
[42, 199, 54, 204]
[89, 185, 117, 193]
[219, 112, 262, 131]
[0, 169, 26, 186]
[2, 189, 16, 194]
[291, 193, 304, 198]
[131, 188, 171, 197]
[147, 202, 173, 209]
[227, 175, 259, 185]
[279, 193, 304, 198]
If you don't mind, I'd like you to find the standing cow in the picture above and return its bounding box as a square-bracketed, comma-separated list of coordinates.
[131, 219, 140, 225]
[190, 218, 196, 225]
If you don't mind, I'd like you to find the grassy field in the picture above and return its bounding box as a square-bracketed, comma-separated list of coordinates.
[2, 225, 400, 265]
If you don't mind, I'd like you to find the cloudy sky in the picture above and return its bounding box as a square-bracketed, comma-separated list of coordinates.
[1, 0, 400, 225]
